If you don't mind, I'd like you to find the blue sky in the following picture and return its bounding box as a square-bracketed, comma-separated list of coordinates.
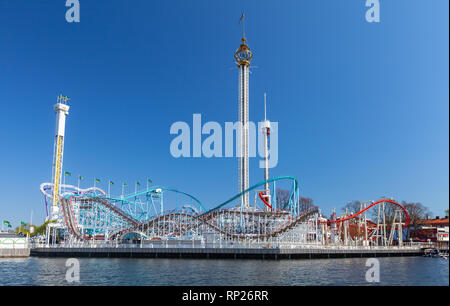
[0, 0, 448, 226]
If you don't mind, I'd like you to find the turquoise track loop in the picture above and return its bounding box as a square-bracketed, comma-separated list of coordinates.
[199, 176, 299, 216]
[63, 186, 207, 213]
[62, 176, 299, 218]
[124, 186, 206, 212]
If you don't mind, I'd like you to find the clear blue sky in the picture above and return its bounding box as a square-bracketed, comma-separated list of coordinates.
[0, 0, 448, 226]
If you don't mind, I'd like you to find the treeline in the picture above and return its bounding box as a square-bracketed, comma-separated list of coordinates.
[15, 220, 54, 237]
[275, 189, 315, 211]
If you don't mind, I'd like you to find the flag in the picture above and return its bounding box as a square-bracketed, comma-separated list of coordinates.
[58, 95, 70, 103]
[239, 13, 244, 24]
[123, 183, 128, 186]
[79, 176, 84, 180]
[147, 179, 152, 183]
[65, 171, 71, 176]
[95, 178, 101, 183]
[109, 181, 114, 185]
[136, 181, 140, 186]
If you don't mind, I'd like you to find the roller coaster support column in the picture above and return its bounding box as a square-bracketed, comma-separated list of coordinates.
[343, 210, 348, 246]
[395, 209, 403, 247]
[364, 202, 369, 246]
[398, 221, 403, 247]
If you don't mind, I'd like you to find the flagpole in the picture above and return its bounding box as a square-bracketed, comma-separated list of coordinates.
[108, 179, 111, 198]
[78, 175, 80, 191]
[240, 13, 245, 39]
[243, 14, 245, 38]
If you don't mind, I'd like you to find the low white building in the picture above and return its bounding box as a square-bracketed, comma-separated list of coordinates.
[0, 233, 29, 249]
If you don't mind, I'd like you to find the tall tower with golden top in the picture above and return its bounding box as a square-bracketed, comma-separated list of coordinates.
[235, 13, 252, 208]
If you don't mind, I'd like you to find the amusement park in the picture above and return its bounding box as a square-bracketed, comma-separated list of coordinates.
[34, 26, 420, 255]
[1, 0, 449, 290]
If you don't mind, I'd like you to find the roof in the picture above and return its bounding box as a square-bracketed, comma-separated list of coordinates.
[418, 218, 449, 226]
[0, 232, 22, 238]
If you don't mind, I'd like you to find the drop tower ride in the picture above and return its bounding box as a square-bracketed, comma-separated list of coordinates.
[50, 95, 70, 220]
[235, 16, 253, 208]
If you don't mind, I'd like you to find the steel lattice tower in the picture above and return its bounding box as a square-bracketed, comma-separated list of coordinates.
[234, 30, 252, 208]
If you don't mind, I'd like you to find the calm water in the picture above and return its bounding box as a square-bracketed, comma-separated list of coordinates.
[0, 256, 448, 286]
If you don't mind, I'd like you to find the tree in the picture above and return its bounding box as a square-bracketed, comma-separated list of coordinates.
[445, 209, 449, 218]
[14, 220, 54, 237]
[275, 188, 315, 212]
[276, 189, 290, 211]
[343, 199, 400, 225]
[342, 200, 362, 215]
[14, 223, 31, 236]
[298, 197, 315, 212]
[402, 202, 432, 239]
[31, 220, 54, 237]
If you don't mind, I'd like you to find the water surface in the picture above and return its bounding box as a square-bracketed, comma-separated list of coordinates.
[0, 256, 448, 286]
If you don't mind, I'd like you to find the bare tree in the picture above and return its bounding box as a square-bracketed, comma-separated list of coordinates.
[402, 201, 432, 239]
[298, 197, 314, 212]
[276, 189, 290, 210]
[342, 200, 362, 215]
[275, 189, 315, 212]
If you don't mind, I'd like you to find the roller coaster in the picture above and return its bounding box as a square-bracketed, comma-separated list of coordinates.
[40, 176, 410, 248]
[39, 29, 413, 249]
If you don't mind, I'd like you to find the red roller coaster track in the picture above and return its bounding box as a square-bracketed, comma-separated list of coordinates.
[258, 191, 273, 210]
[258, 193, 409, 227]
[325, 199, 410, 227]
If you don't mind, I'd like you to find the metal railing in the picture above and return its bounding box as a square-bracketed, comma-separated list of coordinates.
[31, 240, 423, 251]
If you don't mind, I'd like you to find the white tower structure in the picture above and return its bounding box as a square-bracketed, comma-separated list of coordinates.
[234, 19, 253, 208]
[51, 95, 70, 220]
[261, 93, 271, 210]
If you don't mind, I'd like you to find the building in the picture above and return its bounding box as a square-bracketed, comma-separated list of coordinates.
[409, 217, 449, 243]
[0, 232, 30, 257]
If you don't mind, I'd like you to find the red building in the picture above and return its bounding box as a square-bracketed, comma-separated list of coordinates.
[409, 217, 449, 242]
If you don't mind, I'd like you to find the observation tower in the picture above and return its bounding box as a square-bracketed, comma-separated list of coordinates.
[235, 15, 253, 208]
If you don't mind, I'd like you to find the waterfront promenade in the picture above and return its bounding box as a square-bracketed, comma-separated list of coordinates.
[31, 245, 423, 259]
